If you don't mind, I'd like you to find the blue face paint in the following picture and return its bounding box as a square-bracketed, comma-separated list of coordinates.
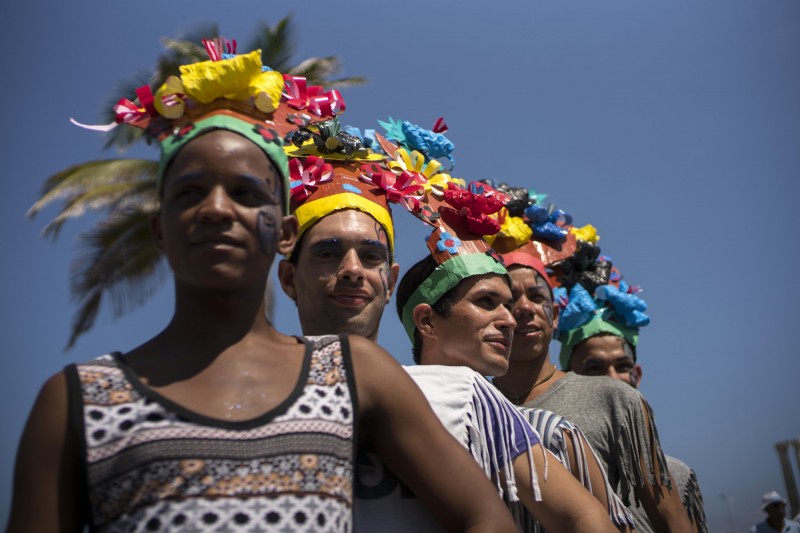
[257, 210, 278, 256]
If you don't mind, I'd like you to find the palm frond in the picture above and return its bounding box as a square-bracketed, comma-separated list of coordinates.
[246, 17, 295, 73]
[172, 22, 220, 48]
[67, 208, 166, 349]
[287, 57, 367, 88]
[41, 182, 157, 239]
[28, 159, 158, 237]
[322, 76, 368, 90]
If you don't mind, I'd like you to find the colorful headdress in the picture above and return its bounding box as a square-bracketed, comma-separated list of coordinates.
[482, 182, 578, 289]
[73, 38, 346, 214]
[287, 121, 426, 258]
[399, 180, 510, 342]
[554, 247, 650, 369]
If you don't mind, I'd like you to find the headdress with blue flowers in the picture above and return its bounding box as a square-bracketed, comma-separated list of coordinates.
[553, 240, 650, 369]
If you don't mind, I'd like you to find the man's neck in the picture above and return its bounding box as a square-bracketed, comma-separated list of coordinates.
[493, 350, 566, 405]
[168, 282, 275, 345]
[767, 515, 785, 530]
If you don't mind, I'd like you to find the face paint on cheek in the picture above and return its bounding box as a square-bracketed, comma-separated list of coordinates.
[373, 221, 391, 294]
[542, 303, 554, 328]
[629, 369, 639, 387]
[379, 265, 389, 294]
[256, 210, 278, 256]
[536, 276, 554, 327]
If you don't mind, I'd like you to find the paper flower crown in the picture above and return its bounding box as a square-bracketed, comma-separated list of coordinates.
[399, 178, 510, 342]
[73, 37, 346, 214]
[480, 182, 580, 288]
[553, 242, 650, 369]
[286, 118, 432, 259]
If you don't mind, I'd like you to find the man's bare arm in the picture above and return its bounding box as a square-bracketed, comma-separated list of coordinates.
[350, 336, 517, 532]
[7, 371, 85, 532]
[512, 447, 619, 533]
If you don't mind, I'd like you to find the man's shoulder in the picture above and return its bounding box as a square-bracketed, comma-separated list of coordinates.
[558, 372, 646, 404]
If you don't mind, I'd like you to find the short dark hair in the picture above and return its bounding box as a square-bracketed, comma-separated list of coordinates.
[395, 255, 458, 364]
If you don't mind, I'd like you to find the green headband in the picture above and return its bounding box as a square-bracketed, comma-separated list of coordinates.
[557, 311, 639, 370]
[401, 253, 509, 343]
[157, 114, 290, 214]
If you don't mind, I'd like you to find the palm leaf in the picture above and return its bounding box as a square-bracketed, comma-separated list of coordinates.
[288, 57, 367, 88]
[246, 17, 295, 72]
[67, 208, 166, 349]
[27, 159, 158, 238]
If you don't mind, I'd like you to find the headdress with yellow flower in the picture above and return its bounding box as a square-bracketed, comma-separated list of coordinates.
[285, 118, 428, 259]
[73, 37, 345, 214]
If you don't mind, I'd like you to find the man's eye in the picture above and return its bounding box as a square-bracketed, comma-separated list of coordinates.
[234, 188, 265, 203]
[361, 251, 387, 264]
[172, 187, 203, 202]
[476, 297, 496, 309]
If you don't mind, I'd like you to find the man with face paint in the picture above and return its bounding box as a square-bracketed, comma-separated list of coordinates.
[7, 44, 519, 533]
[566, 265, 708, 533]
[278, 152, 402, 342]
[485, 187, 693, 533]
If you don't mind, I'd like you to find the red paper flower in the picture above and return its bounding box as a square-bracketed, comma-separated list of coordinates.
[442, 182, 506, 236]
[289, 156, 333, 203]
[283, 75, 345, 116]
[360, 163, 426, 211]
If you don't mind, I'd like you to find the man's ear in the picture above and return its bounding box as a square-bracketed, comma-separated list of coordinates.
[150, 215, 165, 253]
[386, 263, 400, 299]
[412, 303, 436, 340]
[277, 215, 299, 256]
[551, 301, 560, 330]
[630, 364, 643, 388]
[277, 259, 297, 302]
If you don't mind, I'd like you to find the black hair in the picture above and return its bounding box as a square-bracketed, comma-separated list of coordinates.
[395, 255, 458, 364]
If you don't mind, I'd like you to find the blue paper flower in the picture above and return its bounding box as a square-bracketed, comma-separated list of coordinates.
[378, 117, 455, 168]
[556, 284, 598, 332]
[524, 204, 573, 242]
[436, 231, 462, 254]
[595, 284, 649, 328]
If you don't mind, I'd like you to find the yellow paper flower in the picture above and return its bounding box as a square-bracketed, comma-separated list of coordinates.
[251, 70, 284, 113]
[571, 224, 599, 243]
[388, 148, 442, 178]
[154, 76, 186, 119]
[178, 50, 280, 105]
[485, 209, 532, 247]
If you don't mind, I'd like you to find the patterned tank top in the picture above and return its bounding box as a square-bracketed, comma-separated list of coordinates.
[66, 335, 357, 532]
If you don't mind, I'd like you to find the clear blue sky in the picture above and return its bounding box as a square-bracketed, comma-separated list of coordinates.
[1, 1, 798, 530]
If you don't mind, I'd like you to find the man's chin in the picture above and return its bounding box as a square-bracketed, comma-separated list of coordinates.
[336, 316, 380, 341]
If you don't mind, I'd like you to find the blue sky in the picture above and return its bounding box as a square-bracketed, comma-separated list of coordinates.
[1, 1, 799, 530]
